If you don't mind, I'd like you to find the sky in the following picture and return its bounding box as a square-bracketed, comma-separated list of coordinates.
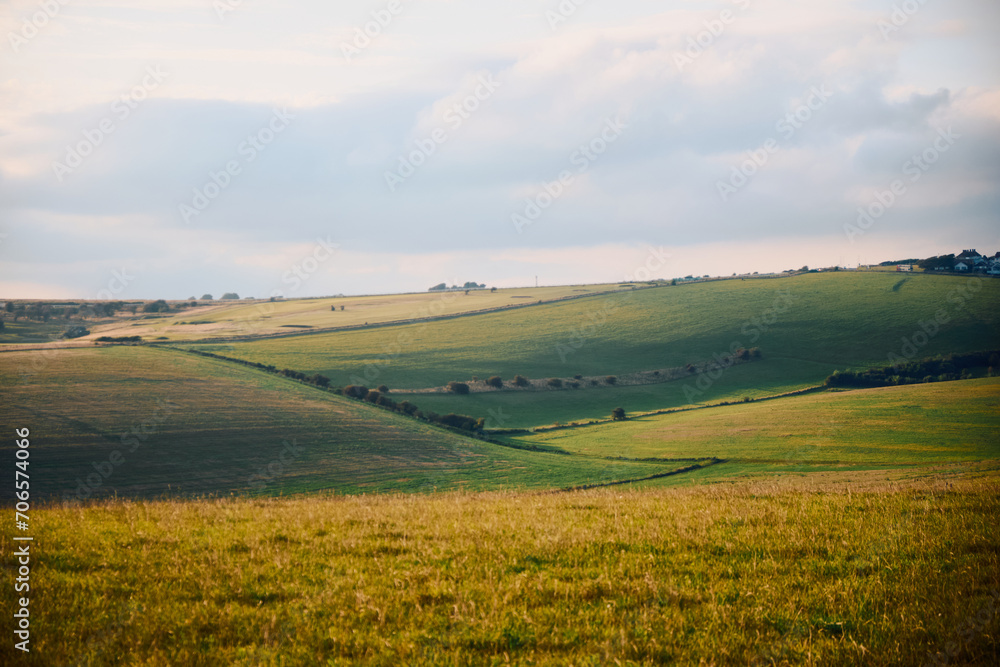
[0, 0, 998, 299]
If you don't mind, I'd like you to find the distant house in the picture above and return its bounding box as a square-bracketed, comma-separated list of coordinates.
[956, 249, 982, 263]
[954, 262, 969, 271]
[896, 264, 913, 272]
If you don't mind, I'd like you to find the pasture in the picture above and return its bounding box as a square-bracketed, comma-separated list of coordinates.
[4, 479, 997, 665]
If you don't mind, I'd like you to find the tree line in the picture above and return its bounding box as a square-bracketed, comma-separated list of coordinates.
[824, 350, 999, 388]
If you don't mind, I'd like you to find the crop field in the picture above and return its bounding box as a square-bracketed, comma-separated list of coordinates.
[4, 479, 997, 665]
[66, 284, 631, 343]
[188, 272, 1000, 428]
[0, 346, 686, 501]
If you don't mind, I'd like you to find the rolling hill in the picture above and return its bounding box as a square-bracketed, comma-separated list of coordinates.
[185, 271, 1000, 428]
[0, 346, 683, 501]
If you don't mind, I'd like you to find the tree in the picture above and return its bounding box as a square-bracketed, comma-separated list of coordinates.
[486, 376, 503, 389]
[611, 407, 626, 421]
[221, 292, 240, 300]
[4, 301, 13, 313]
[142, 300, 170, 313]
[0, 320, 5, 332]
[547, 378, 563, 388]
[344, 385, 369, 399]
[377, 385, 389, 393]
[201, 294, 213, 300]
[447, 381, 470, 394]
[605, 376, 617, 385]
[513, 375, 530, 387]
[428, 283, 447, 291]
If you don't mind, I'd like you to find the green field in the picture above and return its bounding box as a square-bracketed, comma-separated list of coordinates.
[0, 347, 687, 501]
[187, 272, 1000, 428]
[503, 378, 1000, 471]
[3, 271, 1000, 664]
[6, 480, 997, 665]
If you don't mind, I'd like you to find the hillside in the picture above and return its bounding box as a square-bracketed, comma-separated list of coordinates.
[0, 346, 681, 501]
[0, 284, 630, 345]
[186, 272, 1000, 428]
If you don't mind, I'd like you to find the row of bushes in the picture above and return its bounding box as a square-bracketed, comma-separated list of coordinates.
[183, 349, 487, 434]
[825, 350, 1000, 388]
[446, 374, 620, 393]
[94, 335, 142, 344]
[343, 385, 484, 432]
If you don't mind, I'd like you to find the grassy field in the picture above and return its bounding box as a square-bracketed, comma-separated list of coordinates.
[505, 378, 1000, 463]
[0, 346, 685, 501]
[5, 479, 997, 665]
[188, 272, 1000, 428]
[22, 284, 630, 344]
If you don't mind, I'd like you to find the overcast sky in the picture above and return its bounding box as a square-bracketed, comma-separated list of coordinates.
[0, 0, 997, 299]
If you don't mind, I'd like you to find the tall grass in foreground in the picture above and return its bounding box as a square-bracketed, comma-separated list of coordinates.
[5, 479, 998, 665]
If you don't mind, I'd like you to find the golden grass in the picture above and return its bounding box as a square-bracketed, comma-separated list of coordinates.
[8, 476, 998, 665]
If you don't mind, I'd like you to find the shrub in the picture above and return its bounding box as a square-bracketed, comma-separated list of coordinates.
[611, 407, 626, 421]
[547, 378, 563, 388]
[142, 300, 170, 313]
[447, 381, 470, 395]
[344, 385, 369, 399]
[486, 376, 503, 389]
[605, 376, 617, 385]
[590, 380, 598, 386]
[573, 374, 583, 380]
[513, 375, 530, 387]
[377, 385, 389, 393]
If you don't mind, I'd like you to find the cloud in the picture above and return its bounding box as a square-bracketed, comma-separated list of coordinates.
[1, 0, 998, 298]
